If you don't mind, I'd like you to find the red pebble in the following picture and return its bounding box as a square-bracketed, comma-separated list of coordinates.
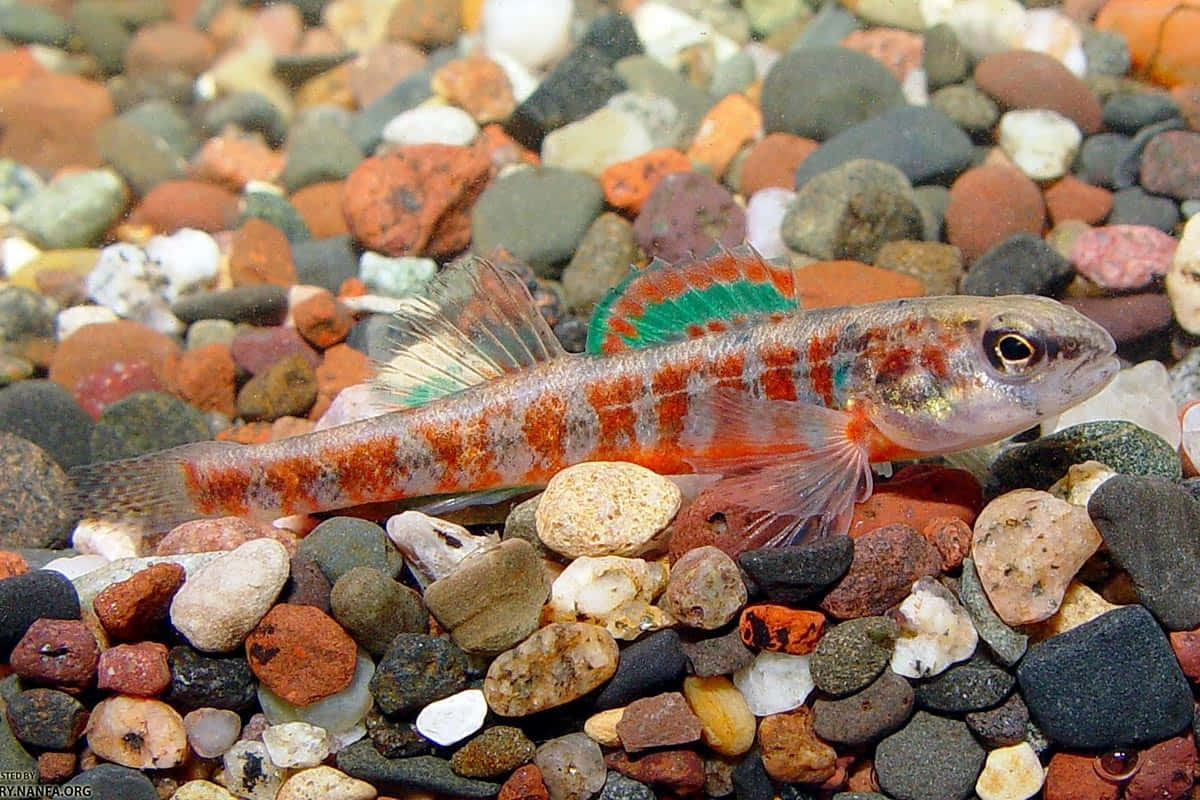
[49, 320, 180, 408]
[244, 603, 358, 706]
[96, 641, 171, 696]
[126, 179, 240, 234]
[498, 764, 550, 800]
[37, 751, 76, 784]
[1045, 752, 1120, 800]
[945, 166, 1046, 264]
[1124, 734, 1200, 800]
[1169, 626, 1200, 681]
[0, 551, 29, 579]
[9, 619, 99, 690]
[819, 523, 941, 619]
[292, 289, 355, 349]
[604, 750, 706, 794]
[739, 605, 826, 655]
[72, 359, 164, 419]
[230, 218, 298, 288]
[169, 342, 237, 418]
[156, 517, 298, 557]
[922, 516, 973, 572]
[848, 464, 983, 538]
[93, 562, 185, 642]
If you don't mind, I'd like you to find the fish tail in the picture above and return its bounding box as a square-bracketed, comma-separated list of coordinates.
[67, 443, 228, 533]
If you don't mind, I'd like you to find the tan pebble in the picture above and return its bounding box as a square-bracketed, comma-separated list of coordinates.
[172, 781, 240, 800]
[583, 708, 624, 747]
[1167, 214, 1200, 335]
[757, 706, 837, 784]
[86, 695, 188, 769]
[682, 675, 756, 757]
[483, 623, 619, 716]
[1024, 581, 1122, 642]
[276, 766, 377, 800]
[975, 742, 1045, 800]
[535, 462, 681, 558]
[972, 489, 1101, 626]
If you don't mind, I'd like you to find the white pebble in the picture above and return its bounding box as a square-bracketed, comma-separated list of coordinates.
[173, 780, 240, 800]
[222, 741, 284, 800]
[385, 510, 499, 590]
[1167, 213, 1200, 335]
[259, 650, 375, 737]
[745, 188, 795, 260]
[732, 651, 814, 716]
[263, 721, 332, 768]
[184, 708, 243, 760]
[975, 742, 1045, 800]
[56, 304, 118, 341]
[358, 252, 437, 298]
[542, 107, 655, 178]
[276, 766, 377, 800]
[313, 383, 392, 431]
[169, 538, 290, 652]
[2, 236, 40, 277]
[86, 242, 185, 335]
[1016, 8, 1086, 76]
[415, 689, 488, 746]
[1046, 360, 1181, 449]
[71, 519, 141, 560]
[891, 577, 978, 678]
[483, 0, 572, 71]
[939, 0, 1028, 58]
[632, 2, 739, 70]
[143, 227, 220, 303]
[997, 108, 1081, 181]
[381, 105, 480, 147]
[549, 556, 667, 620]
[42, 554, 109, 580]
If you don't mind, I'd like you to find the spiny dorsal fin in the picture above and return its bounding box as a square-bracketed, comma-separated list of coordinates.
[374, 257, 566, 408]
[586, 245, 802, 354]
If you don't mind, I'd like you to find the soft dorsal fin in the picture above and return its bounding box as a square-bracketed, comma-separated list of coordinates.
[586, 245, 802, 354]
[373, 257, 566, 408]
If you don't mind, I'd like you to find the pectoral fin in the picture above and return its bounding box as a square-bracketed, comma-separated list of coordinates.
[680, 392, 873, 547]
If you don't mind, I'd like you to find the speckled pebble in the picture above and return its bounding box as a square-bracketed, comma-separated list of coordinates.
[875, 711, 986, 800]
[369, 633, 468, 716]
[813, 670, 914, 746]
[451, 725, 536, 779]
[660, 545, 745, 629]
[810, 615, 899, 696]
[484, 623, 619, 717]
[737, 536, 854, 606]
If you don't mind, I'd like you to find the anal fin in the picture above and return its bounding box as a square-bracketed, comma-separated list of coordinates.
[681, 392, 873, 547]
[374, 257, 567, 408]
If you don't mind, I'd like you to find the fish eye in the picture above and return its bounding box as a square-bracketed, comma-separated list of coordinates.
[984, 328, 1044, 374]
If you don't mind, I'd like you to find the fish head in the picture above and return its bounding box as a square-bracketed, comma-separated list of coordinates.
[851, 295, 1119, 455]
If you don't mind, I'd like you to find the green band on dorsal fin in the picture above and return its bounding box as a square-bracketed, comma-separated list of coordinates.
[585, 245, 802, 354]
[372, 257, 566, 408]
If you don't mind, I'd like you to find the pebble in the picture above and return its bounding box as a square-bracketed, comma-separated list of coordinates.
[164, 645, 258, 713]
[450, 725, 536, 779]
[498, 763, 551, 800]
[0, 433, 73, 549]
[890, 577, 978, 679]
[535, 462, 680, 558]
[386, 511, 495, 589]
[1110, 186, 1180, 231]
[971, 489, 1102, 626]
[338, 743, 499, 797]
[245, 603, 358, 706]
[965, 693, 1030, 748]
[9, 617, 97, 689]
[800, 105, 975, 189]
[930, 84, 1001, 137]
[1124, 734, 1200, 800]
[425, 538, 549, 653]
[96, 641, 172, 696]
[810, 615, 898, 696]
[535, 732, 607, 800]
[485, 622, 618, 716]
[369, 633, 468, 716]
[997, 109, 1082, 180]
[1017, 605, 1192, 749]
[632, 170, 746, 264]
[615, 691, 702, 752]
[744, 187, 794, 260]
[962, 232, 1074, 296]
[329, 567, 426, 658]
[757, 706, 837, 784]
[297, 516, 404, 584]
[604, 748, 706, 795]
[169, 538, 290, 652]
[561, 212, 637, 312]
[183, 707, 242, 759]
[761, 45, 904, 140]
[1071, 224, 1177, 290]
[595, 629, 688, 709]
[945, 166, 1046, 264]
[90, 390, 210, 461]
[1043, 175, 1114, 226]
[988, 420, 1182, 496]
[1088, 475, 1200, 630]
[1169, 211, 1200, 333]
[62, 763, 158, 800]
[546, 555, 669, 639]
[974, 48, 1101, 134]
[782, 158, 923, 262]
[958, 559, 1027, 666]
[5, 688, 87, 751]
[86, 695, 188, 769]
[12, 169, 127, 250]
[975, 742, 1045, 800]
[915, 655, 1015, 713]
[680, 675, 756, 757]
[597, 772, 653, 800]
[223, 740, 284, 800]
[737, 133, 818, 196]
[660, 545, 745, 629]
[813, 669, 915, 747]
[0, 381, 92, 466]
[483, 0, 572, 70]
[732, 650, 814, 716]
[260, 650, 375, 737]
[1140, 129, 1200, 200]
[875, 711, 986, 800]
[262, 721, 331, 768]
[820, 524, 941, 619]
[542, 107, 655, 178]
[415, 688, 488, 746]
[276, 766, 376, 800]
[1081, 132, 1134, 188]
[472, 166, 605, 274]
[739, 604, 825, 655]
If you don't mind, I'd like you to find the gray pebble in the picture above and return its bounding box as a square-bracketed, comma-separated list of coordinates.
[337, 742, 499, 798]
[0, 380, 93, 469]
[0, 433, 74, 549]
[813, 670, 914, 745]
[810, 616, 898, 696]
[958, 559, 1026, 666]
[331, 567, 427, 658]
[923, 23, 970, 89]
[89, 391, 210, 462]
[0, 3, 70, 47]
[12, 169, 127, 249]
[1109, 186, 1180, 231]
[203, 91, 288, 146]
[281, 119, 364, 193]
[875, 711, 985, 800]
[914, 655, 1014, 714]
[369, 634, 469, 716]
[296, 516, 404, 584]
[965, 692, 1030, 747]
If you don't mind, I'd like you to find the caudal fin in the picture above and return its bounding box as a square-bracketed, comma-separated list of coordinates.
[68, 446, 207, 533]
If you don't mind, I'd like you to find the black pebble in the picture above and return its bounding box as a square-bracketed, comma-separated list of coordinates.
[0, 380, 93, 469]
[594, 629, 687, 709]
[163, 646, 258, 713]
[1088, 475, 1200, 630]
[738, 536, 854, 605]
[4, 688, 86, 751]
[337, 742, 499, 798]
[62, 763, 158, 800]
[1077, 132, 1130, 188]
[369, 634, 469, 716]
[579, 13, 642, 63]
[1109, 186, 1180, 231]
[0, 570, 79, 659]
[731, 751, 774, 800]
[961, 232, 1073, 296]
[1016, 604, 1192, 749]
[914, 656, 1015, 713]
[875, 711, 985, 800]
[505, 46, 627, 150]
[171, 285, 289, 326]
[292, 235, 361, 294]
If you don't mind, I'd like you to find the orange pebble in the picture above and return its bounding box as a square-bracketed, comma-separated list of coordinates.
[739, 604, 826, 655]
[1095, 0, 1200, 88]
[685, 93, 762, 178]
[0, 551, 29, 579]
[600, 148, 693, 214]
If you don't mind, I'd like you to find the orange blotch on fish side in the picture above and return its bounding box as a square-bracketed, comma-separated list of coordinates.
[585, 374, 642, 450]
[260, 454, 326, 515]
[187, 464, 251, 517]
[806, 333, 838, 406]
[319, 435, 401, 505]
[522, 392, 568, 474]
[759, 343, 800, 401]
[712, 351, 746, 391]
